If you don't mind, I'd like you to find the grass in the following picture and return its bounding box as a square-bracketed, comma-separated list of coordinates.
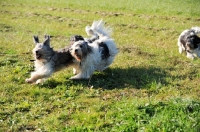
[0, 0, 200, 131]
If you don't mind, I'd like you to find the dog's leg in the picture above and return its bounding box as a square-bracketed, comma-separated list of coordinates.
[197, 45, 200, 58]
[70, 72, 90, 80]
[189, 48, 200, 59]
[186, 51, 194, 60]
[178, 41, 184, 54]
[197, 51, 200, 58]
[25, 68, 53, 84]
[73, 68, 77, 75]
[193, 50, 198, 58]
[179, 46, 183, 54]
[26, 72, 46, 83]
[36, 79, 46, 84]
[70, 67, 94, 80]
[26, 72, 42, 83]
[192, 48, 200, 58]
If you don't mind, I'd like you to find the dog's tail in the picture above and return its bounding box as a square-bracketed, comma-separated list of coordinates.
[85, 20, 112, 37]
[191, 27, 200, 35]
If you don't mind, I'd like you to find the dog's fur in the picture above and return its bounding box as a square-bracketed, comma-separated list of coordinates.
[178, 27, 200, 59]
[69, 20, 118, 79]
[25, 35, 73, 84]
[69, 35, 84, 45]
[85, 20, 112, 43]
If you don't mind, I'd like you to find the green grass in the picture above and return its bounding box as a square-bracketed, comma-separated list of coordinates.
[0, 0, 200, 131]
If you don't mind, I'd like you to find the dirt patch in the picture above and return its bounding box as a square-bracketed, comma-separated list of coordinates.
[18, 125, 36, 131]
[0, 24, 15, 32]
[120, 45, 155, 58]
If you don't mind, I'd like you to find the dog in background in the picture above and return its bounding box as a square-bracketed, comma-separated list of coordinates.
[25, 35, 73, 84]
[69, 20, 118, 80]
[178, 27, 200, 59]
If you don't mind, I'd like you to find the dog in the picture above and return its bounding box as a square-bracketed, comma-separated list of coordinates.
[69, 20, 118, 80]
[25, 35, 74, 84]
[178, 27, 200, 59]
[69, 35, 84, 45]
[84, 20, 112, 43]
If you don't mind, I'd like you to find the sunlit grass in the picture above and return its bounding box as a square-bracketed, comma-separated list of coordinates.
[0, 0, 200, 131]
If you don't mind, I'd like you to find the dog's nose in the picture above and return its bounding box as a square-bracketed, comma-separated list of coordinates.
[75, 49, 78, 53]
[186, 42, 191, 46]
[36, 51, 39, 54]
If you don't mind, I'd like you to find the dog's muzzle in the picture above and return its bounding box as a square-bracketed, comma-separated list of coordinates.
[73, 49, 82, 61]
[75, 49, 81, 58]
[185, 36, 195, 50]
[186, 42, 194, 50]
[35, 51, 42, 59]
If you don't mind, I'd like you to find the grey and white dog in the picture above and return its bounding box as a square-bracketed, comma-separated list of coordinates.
[25, 35, 74, 84]
[178, 27, 200, 59]
[69, 20, 118, 79]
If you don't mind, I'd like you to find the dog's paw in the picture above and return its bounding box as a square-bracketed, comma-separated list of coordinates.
[73, 68, 77, 75]
[69, 76, 80, 80]
[36, 79, 44, 84]
[186, 52, 195, 60]
[25, 78, 33, 83]
[187, 55, 195, 60]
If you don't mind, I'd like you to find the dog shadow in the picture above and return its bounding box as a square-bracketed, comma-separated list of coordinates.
[39, 66, 170, 90]
[70, 66, 170, 90]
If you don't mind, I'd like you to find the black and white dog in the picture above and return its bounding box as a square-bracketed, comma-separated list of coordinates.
[69, 20, 118, 79]
[178, 27, 200, 59]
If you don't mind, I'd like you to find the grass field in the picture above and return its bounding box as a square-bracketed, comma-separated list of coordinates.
[0, 0, 200, 131]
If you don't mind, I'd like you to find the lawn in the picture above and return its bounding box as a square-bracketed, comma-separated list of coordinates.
[0, 0, 200, 131]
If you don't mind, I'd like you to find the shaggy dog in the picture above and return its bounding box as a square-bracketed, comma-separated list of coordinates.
[69, 35, 84, 45]
[69, 20, 118, 80]
[178, 27, 200, 59]
[25, 35, 74, 84]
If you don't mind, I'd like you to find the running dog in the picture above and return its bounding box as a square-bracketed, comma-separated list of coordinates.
[69, 20, 118, 79]
[178, 27, 200, 59]
[25, 35, 73, 84]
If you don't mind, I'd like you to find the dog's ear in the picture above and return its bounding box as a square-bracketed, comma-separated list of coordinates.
[33, 36, 39, 44]
[44, 35, 49, 39]
[43, 35, 50, 46]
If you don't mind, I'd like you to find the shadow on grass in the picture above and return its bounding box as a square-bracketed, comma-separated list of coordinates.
[70, 66, 170, 90]
[38, 66, 170, 90]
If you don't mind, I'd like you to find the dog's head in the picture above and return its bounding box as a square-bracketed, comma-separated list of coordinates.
[69, 41, 92, 62]
[69, 35, 84, 45]
[182, 31, 200, 51]
[32, 35, 54, 61]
